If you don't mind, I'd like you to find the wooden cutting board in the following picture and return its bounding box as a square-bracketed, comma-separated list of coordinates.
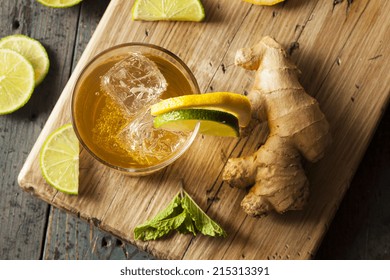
[18, 0, 389, 260]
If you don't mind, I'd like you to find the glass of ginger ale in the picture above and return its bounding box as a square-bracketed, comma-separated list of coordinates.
[71, 43, 200, 175]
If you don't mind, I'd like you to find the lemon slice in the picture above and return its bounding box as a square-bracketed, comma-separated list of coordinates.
[243, 0, 285, 6]
[40, 123, 79, 195]
[0, 34, 49, 85]
[36, 0, 83, 8]
[154, 109, 240, 137]
[151, 92, 251, 127]
[0, 49, 35, 115]
[132, 0, 205, 21]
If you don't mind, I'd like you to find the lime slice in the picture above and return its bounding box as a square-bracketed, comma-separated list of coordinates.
[0, 49, 35, 115]
[40, 123, 79, 195]
[154, 109, 240, 137]
[132, 0, 205, 21]
[0, 34, 49, 85]
[36, 0, 83, 8]
[243, 0, 285, 6]
[151, 92, 251, 127]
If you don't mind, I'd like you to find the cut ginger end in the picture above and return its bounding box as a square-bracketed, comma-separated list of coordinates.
[222, 36, 331, 217]
[243, 0, 285, 6]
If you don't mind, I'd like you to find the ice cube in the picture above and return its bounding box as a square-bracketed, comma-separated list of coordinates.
[101, 52, 167, 116]
[116, 108, 189, 165]
[99, 52, 188, 165]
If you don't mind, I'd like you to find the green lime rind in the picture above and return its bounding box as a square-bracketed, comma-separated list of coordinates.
[153, 109, 240, 137]
[0, 49, 35, 115]
[0, 34, 50, 85]
[36, 0, 83, 8]
[40, 123, 79, 195]
[132, 0, 205, 22]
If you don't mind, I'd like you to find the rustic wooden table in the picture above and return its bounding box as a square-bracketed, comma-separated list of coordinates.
[1, 0, 389, 260]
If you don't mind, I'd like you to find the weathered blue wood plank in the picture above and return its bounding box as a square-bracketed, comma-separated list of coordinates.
[43, 207, 153, 260]
[0, 0, 82, 259]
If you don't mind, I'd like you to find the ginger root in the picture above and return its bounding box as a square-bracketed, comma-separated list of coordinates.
[222, 36, 331, 217]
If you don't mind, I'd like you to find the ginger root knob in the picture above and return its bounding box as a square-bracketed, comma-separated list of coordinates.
[222, 36, 331, 217]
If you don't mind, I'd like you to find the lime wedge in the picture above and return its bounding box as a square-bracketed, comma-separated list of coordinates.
[36, 0, 83, 8]
[40, 123, 79, 195]
[132, 0, 205, 21]
[0, 49, 35, 115]
[243, 0, 285, 5]
[154, 109, 240, 137]
[0, 34, 49, 85]
[151, 92, 251, 127]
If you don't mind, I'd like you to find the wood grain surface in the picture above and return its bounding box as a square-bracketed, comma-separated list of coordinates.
[0, 0, 388, 260]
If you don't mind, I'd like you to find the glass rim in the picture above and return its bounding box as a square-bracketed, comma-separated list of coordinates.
[71, 42, 201, 175]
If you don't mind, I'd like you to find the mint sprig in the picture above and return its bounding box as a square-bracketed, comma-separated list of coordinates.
[134, 190, 227, 241]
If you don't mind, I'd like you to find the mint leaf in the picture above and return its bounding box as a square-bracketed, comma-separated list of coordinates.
[147, 193, 182, 223]
[181, 191, 227, 237]
[135, 211, 187, 241]
[134, 193, 184, 241]
[177, 211, 197, 235]
[134, 188, 227, 241]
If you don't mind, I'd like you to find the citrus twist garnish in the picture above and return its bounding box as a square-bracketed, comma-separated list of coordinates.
[151, 92, 251, 127]
[154, 109, 240, 137]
